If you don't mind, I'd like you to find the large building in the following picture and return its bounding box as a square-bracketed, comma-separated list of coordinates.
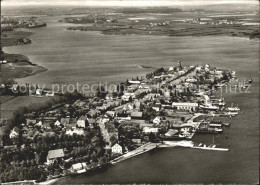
[46, 149, 65, 164]
[172, 102, 198, 111]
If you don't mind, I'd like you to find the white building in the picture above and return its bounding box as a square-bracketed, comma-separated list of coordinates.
[54, 120, 61, 127]
[153, 117, 161, 125]
[46, 149, 65, 164]
[71, 162, 87, 172]
[122, 95, 131, 101]
[46, 91, 54, 96]
[66, 128, 84, 136]
[111, 143, 123, 154]
[186, 78, 197, 83]
[128, 80, 141, 84]
[36, 89, 43, 95]
[172, 102, 198, 111]
[9, 127, 19, 139]
[143, 127, 159, 134]
[76, 119, 86, 128]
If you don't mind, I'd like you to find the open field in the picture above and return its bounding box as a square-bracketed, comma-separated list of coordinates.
[0, 95, 58, 119]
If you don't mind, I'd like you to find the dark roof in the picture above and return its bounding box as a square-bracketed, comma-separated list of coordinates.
[87, 118, 96, 124]
[13, 127, 20, 133]
[79, 115, 88, 121]
[61, 118, 70, 125]
[69, 118, 77, 125]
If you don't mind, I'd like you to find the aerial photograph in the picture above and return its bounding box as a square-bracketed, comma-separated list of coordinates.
[0, 0, 259, 184]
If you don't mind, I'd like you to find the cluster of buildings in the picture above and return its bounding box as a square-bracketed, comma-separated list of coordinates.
[2, 60, 236, 177]
[179, 18, 245, 25]
[1, 16, 46, 31]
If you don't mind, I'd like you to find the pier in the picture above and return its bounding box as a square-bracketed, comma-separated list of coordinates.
[110, 142, 159, 164]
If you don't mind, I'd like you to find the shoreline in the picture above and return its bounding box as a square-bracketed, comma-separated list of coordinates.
[66, 26, 260, 40]
[1, 49, 48, 83]
[1, 30, 48, 83]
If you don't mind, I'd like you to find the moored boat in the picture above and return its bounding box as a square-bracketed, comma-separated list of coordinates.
[192, 144, 229, 151]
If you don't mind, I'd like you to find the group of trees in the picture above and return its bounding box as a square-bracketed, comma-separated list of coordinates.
[0, 90, 112, 183]
[1, 91, 84, 146]
[118, 123, 142, 151]
[0, 123, 107, 183]
[146, 67, 165, 79]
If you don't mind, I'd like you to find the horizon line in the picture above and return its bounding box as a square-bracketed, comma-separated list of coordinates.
[2, 0, 259, 7]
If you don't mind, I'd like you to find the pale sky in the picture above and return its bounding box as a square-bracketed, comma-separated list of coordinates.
[2, 0, 259, 7]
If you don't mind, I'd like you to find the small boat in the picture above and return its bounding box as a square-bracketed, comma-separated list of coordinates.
[193, 144, 229, 151]
[226, 111, 238, 116]
[226, 103, 240, 112]
[223, 122, 231, 127]
[196, 127, 222, 134]
[199, 104, 219, 111]
[159, 134, 187, 141]
[193, 135, 229, 151]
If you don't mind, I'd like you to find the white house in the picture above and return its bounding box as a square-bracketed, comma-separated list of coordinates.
[111, 143, 123, 154]
[128, 80, 141, 84]
[143, 127, 159, 134]
[54, 120, 61, 127]
[35, 121, 43, 127]
[71, 162, 87, 172]
[66, 128, 84, 136]
[152, 104, 161, 112]
[122, 95, 131, 101]
[76, 119, 86, 128]
[36, 89, 43, 95]
[153, 117, 161, 125]
[9, 127, 20, 139]
[106, 111, 116, 118]
[186, 78, 197, 83]
[77, 116, 88, 128]
[46, 91, 54, 97]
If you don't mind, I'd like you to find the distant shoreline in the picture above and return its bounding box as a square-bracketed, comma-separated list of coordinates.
[1, 30, 48, 83]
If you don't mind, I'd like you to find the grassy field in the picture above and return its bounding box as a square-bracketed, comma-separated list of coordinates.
[0, 95, 59, 119]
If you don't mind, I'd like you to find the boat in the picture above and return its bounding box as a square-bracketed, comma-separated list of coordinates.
[196, 127, 222, 134]
[209, 121, 222, 127]
[226, 103, 240, 111]
[193, 144, 229, 151]
[226, 111, 238, 116]
[212, 96, 225, 106]
[223, 122, 231, 127]
[199, 104, 219, 111]
[231, 71, 236, 77]
[240, 79, 248, 89]
[159, 133, 187, 141]
[192, 135, 229, 151]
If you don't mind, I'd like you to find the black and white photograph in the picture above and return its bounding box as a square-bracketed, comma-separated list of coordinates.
[0, 0, 259, 184]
